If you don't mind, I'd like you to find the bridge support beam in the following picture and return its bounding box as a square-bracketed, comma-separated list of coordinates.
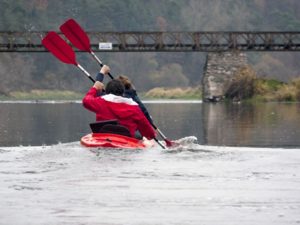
[202, 51, 248, 102]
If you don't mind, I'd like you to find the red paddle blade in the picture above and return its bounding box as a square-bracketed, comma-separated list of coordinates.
[165, 139, 175, 147]
[42, 31, 77, 65]
[60, 18, 91, 52]
[165, 139, 172, 147]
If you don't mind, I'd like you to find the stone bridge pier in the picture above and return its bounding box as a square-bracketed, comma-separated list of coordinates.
[202, 52, 248, 102]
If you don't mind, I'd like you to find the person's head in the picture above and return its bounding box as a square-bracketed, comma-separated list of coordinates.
[105, 79, 125, 96]
[117, 75, 132, 90]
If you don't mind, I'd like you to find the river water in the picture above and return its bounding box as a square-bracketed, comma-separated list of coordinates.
[0, 101, 300, 225]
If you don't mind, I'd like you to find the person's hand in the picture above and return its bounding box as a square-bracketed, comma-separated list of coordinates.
[100, 65, 110, 75]
[93, 81, 104, 91]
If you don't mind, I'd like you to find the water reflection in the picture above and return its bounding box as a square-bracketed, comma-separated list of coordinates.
[0, 103, 93, 146]
[0, 102, 299, 147]
[203, 102, 300, 147]
[146, 103, 204, 142]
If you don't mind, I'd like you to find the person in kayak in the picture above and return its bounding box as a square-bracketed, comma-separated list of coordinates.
[82, 65, 156, 140]
[96, 69, 154, 126]
[117, 75, 154, 125]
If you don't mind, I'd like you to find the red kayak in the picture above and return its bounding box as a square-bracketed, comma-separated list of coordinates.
[80, 133, 150, 149]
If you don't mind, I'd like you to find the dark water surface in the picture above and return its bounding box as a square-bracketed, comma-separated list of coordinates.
[0, 101, 299, 147]
[1, 101, 300, 225]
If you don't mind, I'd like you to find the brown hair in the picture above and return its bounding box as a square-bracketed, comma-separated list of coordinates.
[117, 75, 132, 90]
[105, 80, 125, 96]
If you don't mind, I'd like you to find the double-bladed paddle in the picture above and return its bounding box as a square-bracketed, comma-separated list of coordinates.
[59, 19, 175, 148]
[42, 31, 95, 83]
[60, 19, 114, 80]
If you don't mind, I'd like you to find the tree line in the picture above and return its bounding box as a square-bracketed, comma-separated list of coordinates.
[0, 0, 300, 95]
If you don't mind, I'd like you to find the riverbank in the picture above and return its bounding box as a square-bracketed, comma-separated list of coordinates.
[0, 86, 203, 101]
[252, 78, 300, 102]
[142, 86, 202, 100]
[225, 67, 300, 102]
[0, 90, 83, 101]
[1, 79, 300, 102]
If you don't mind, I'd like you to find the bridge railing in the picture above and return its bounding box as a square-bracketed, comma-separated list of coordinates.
[0, 31, 300, 52]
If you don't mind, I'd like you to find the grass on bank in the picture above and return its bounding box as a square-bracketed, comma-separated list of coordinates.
[0, 89, 83, 101]
[225, 66, 300, 102]
[0, 87, 202, 101]
[1, 72, 299, 102]
[253, 79, 299, 102]
[143, 86, 202, 99]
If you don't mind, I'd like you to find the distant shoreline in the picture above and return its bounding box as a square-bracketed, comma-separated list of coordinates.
[1, 80, 300, 103]
[0, 88, 203, 102]
[0, 99, 203, 104]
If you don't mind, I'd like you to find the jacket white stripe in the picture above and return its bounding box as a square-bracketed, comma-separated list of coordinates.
[101, 94, 138, 106]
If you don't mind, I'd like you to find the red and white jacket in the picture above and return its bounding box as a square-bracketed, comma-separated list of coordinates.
[82, 87, 156, 139]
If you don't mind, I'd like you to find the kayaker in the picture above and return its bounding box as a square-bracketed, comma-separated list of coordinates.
[117, 75, 154, 125]
[82, 65, 156, 140]
[96, 69, 154, 126]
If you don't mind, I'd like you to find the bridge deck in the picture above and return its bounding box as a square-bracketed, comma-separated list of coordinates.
[0, 31, 300, 52]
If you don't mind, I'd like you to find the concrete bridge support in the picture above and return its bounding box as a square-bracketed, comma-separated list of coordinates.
[202, 52, 248, 102]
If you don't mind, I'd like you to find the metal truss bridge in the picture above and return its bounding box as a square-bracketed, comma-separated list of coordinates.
[1, 31, 300, 52]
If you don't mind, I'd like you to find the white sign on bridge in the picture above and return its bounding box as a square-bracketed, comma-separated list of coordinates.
[99, 42, 113, 50]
